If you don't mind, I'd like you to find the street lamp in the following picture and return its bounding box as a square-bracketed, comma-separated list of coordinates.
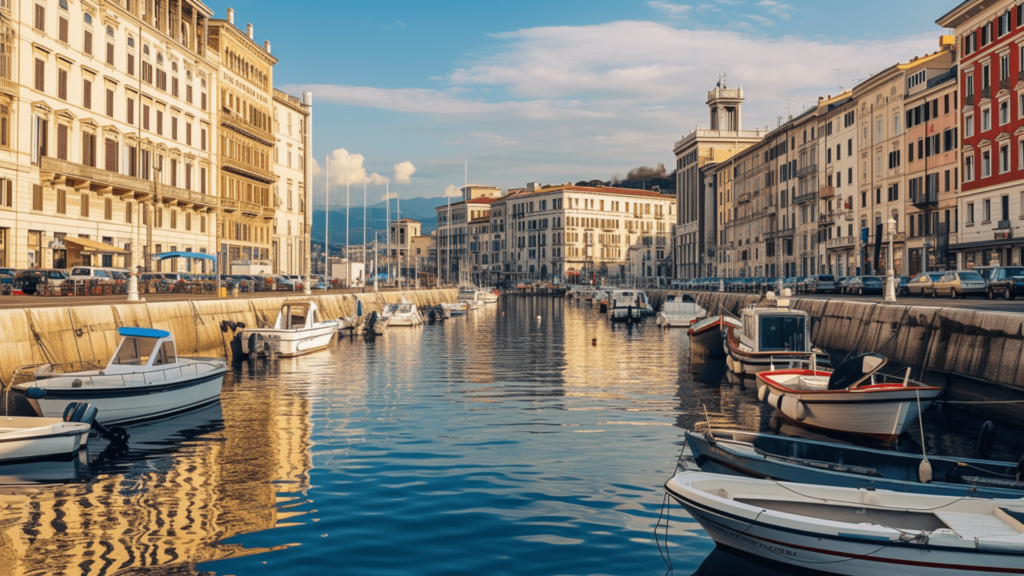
[884, 217, 897, 302]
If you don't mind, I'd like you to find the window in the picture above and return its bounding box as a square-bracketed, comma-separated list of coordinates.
[56, 189, 66, 214]
[894, 115, 900, 135]
[80, 193, 89, 217]
[1000, 11, 1011, 36]
[57, 68, 67, 100]
[1001, 101, 1009, 125]
[967, 202, 975, 223]
[34, 4, 44, 32]
[32, 185, 43, 211]
[82, 132, 96, 167]
[104, 138, 117, 172]
[33, 58, 44, 92]
[126, 97, 134, 125]
[104, 197, 112, 220]
[58, 16, 69, 43]
[200, 128, 206, 151]
[156, 110, 163, 135]
[907, 70, 926, 90]
[83, 79, 92, 109]
[1001, 144, 1011, 173]
[966, 113, 975, 137]
[185, 123, 191, 146]
[171, 116, 177, 140]
[171, 76, 178, 97]
[965, 154, 975, 182]
[983, 150, 992, 177]
[84, 28, 93, 55]
[57, 124, 68, 160]
[106, 89, 114, 117]
[982, 108, 991, 131]
[186, 84, 192, 104]
[984, 198, 992, 222]
[1002, 53, 1011, 81]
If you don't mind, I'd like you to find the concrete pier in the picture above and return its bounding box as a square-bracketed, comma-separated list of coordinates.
[0, 289, 456, 386]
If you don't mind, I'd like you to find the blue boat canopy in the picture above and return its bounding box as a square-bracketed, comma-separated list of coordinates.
[118, 327, 171, 339]
[151, 251, 217, 262]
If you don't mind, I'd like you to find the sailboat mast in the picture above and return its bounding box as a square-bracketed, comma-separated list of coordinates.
[324, 154, 330, 277]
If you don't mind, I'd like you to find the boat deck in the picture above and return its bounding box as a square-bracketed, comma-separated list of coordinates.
[737, 499, 950, 531]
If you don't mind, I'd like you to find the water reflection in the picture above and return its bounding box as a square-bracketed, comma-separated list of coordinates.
[0, 295, 1018, 575]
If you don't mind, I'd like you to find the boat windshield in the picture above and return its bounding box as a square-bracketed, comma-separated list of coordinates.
[759, 316, 806, 352]
[112, 337, 158, 366]
[154, 341, 177, 366]
[282, 305, 309, 329]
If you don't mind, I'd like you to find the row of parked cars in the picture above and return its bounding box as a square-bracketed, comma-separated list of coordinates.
[0, 267, 335, 295]
[679, 266, 1024, 300]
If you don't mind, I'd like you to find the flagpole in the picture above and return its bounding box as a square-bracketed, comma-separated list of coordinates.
[346, 155, 350, 264]
[362, 178, 367, 293]
[324, 154, 330, 278]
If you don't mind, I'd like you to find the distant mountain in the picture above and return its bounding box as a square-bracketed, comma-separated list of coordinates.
[310, 196, 446, 246]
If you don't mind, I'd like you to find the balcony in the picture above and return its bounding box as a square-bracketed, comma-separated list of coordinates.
[737, 192, 751, 204]
[221, 198, 239, 212]
[819, 186, 835, 199]
[796, 164, 817, 178]
[765, 228, 795, 240]
[157, 183, 217, 209]
[240, 201, 262, 216]
[965, 92, 975, 106]
[1000, 77, 1011, 92]
[40, 156, 154, 199]
[262, 206, 276, 219]
[911, 191, 938, 208]
[222, 157, 277, 185]
[998, 219, 1012, 230]
[794, 192, 817, 205]
[220, 108, 275, 146]
[927, 66, 957, 89]
[827, 236, 855, 249]
[981, 86, 991, 100]
[819, 211, 835, 226]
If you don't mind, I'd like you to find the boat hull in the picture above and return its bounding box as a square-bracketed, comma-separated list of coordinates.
[240, 323, 339, 357]
[756, 371, 941, 441]
[688, 318, 727, 361]
[0, 419, 90, 463]
[18, 370, 226, 425]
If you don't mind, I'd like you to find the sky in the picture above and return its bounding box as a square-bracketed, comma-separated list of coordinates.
[203, 0, 957, 206]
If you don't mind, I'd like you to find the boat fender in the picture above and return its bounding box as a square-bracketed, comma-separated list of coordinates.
[26, 387, 46, 400]
[766, 391, 780, 409]
[795, 399, 808, 422]
[775, 393, 785, 411]
[919, 459, 933, 484]
[757, 386, 769, 402]
[977, 421, 996, 460]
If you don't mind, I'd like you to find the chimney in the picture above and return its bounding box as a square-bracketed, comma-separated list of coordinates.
[226, 7, 234, 25]
[264, 40, 271, 53]
[247, 23, 254, 39]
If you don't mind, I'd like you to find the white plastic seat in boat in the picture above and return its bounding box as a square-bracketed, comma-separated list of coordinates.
[934, 511, 1023, 540]
[796, 376, 829, 389]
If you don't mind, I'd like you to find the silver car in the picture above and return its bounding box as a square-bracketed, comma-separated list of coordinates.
[906, 272, 945, 297]
[933, 271, 987, 299]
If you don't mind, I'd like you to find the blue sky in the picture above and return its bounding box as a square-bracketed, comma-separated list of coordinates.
[204, 0, 955, 204]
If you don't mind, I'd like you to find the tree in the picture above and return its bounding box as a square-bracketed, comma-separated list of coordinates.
[626, 163, 667, 181]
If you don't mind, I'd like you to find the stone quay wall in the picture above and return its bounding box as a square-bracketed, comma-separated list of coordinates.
[0, 289, 456, 387]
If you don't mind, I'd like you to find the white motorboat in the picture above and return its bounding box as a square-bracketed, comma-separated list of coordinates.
[13, 327, 227, 425]
[656, 297, 705, 327]
[240, 300, 340, 357]
[381, 301, 423, 326]
[477, 287, 499, 304]
[725, 291, 829, 376]
[458, 285, 478, 302]
[666, 471, 1024, 576]
[608, 289, 648, 323]
[442, 302, 468, 316]
[0, 413, 91, 463]
[362, 310, 389, 336]
[756, 353, 942, 441]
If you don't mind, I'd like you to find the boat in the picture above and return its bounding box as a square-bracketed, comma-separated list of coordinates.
[426, 304, 449, 321]
[381, 301, 423, 326]
[666, 470, 1024, 576]
[12, 327, 227, 425]
[477, 287, 499, 304]
[724, 291, 829, 376]
[0, 409, 93, 464]
[755, 353, 941, 441]
[442, 301, 468, 316]
[685, 429, 1024, 499]
[362, 310, 388, 337]
[607, 289, 648, 323]
[688, 315, 740, 364]
[656, 296, 706, 327]
[239, 300, 341, 358]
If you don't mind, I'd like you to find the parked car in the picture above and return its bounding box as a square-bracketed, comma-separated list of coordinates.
[809, 274, 836, 293]
[933, 271, 987, 298]
[906, 272, 945, 297]
[844, 276, 884, 295]
[69, 266, 127, 282]
[0, 268, 15, 294]
[896, 276, 911, 296]
[15, 269, 68, 295]
[978, 266, 1024, 300]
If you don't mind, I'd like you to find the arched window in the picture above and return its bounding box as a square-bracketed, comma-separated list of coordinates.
[156, 52, 163, 64]
[143, 44, 150, 56]
[127, 37, 135, 48]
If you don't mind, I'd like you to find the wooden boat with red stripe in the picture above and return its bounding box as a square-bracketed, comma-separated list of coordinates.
[666, 471, 1024, 576]
[755, 354, 942, 441]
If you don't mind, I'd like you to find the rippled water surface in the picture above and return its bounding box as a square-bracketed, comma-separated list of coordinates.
[2, 296, 1020, 576]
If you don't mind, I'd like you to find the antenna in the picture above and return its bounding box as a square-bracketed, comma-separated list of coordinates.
[833, 67, 846, 93]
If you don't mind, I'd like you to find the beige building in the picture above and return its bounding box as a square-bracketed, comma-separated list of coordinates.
[2, 0, 220, 272]
[434, 184, 499, 284]
[272, 88, 309, 275]
[673, 81, 765, 279]
[819, 95, 860, 277]
[389, 217, 421, 279]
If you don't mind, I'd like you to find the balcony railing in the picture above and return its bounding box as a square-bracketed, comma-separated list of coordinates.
[998, 219, 1012, 230]
[981, 86, 991, 99]
[40, 156, 153, 196]
[1000, 77, 1011, 92]
[220, 109, 275, 146]
[819, 186, 835, 199]
[221, 198, 239, 212]
[796, 164, 817, 178]
[819, 211, 835, 226]
[794, 192, 817, 205]
[737, 192, 751, 204]
[965, 92, 975, 106]
[911, 191, 938, 208]
[827, 236, 854, 249]
[261, 206, 276, 219]
[222, 156, 277, 184]
[157, 183, 217, 208]
[240, 201, 262, 216]
[927, 66, 957, 89]
[765, 228, 795, 240]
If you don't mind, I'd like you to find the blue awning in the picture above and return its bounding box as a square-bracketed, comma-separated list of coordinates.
[118, 327, 171, 339]
[151, 251, 217, 262]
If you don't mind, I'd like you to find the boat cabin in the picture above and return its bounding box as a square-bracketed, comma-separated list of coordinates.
[274, 301, 322, 330]
[609, 290, 650, 310]
[384, 302, 415, 316]
[458, 286, 477, 301]
[105, 327, 178, 374]
[738, 308, 810, 354]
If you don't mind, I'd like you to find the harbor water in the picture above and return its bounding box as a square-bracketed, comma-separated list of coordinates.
[2, 296, 1021, 575]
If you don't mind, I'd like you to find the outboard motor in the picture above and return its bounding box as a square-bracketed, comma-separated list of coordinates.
[363, 311, 379, 337]
[63, 402, 129, 445]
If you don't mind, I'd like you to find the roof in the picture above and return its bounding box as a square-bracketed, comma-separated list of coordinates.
[466, 197, 498, 205]
[397, 218, 421, 223]
[65, 237, 129, 254]
[501, 185, 672, 200]
[118, 327, 171, 339]
[937, 0, 1000, 28]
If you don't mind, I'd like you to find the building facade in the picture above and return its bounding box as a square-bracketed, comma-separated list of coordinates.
[271, 89, 309, 275]
[672, 82, 765, 279]
[939, 1, 1024, 269]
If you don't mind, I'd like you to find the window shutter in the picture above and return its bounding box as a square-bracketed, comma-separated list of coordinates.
[34, 58, 44, 91]
[83, 79, 91, 109]
[58, 17, 68, 43]
[106, 43, 114, 66]
[106, 89, 113, 117]
[57, 124, 67, 160]
[58, 69, 67, 100]
[128, 53, 134, 76]
[84, 30, 92, 55]
[32, 184, 43, 211]
[127, 98, 134, 125]
[34, 4, 44, 31]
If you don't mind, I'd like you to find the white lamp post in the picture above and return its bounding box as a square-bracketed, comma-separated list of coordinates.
[885, 217, 897, 302]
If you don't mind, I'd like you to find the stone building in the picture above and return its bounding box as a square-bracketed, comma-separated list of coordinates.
[434, 186, 497, 284]
[672, 81, 765, 279]
[272, 89, 310, 275]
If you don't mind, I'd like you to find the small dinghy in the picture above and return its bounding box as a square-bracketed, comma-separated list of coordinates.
[688, 315, 739, 364]
[362, 311, 388, 337]
[666, 471, 1024, 576]
[381, 301, 423, 326]
[685, 429, 1024, 499]
[442, 302, 468, 316]
[756, 353, 941, 441]
[13, 328, 227, 425]
[426, 305, 449, 322]
[0, 412, 91, 463]
[240, 300, 341, 358]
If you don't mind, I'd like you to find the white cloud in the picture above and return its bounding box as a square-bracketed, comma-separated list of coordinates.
[757, 0, 793, 20]
[381, 191, 398, 202]
[648, 1, 692, 19]
[747, 14, 774, 25]
[443, 185, 462, 198]
[317, 148, 389, 187]
[394, 161, 416, 184]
